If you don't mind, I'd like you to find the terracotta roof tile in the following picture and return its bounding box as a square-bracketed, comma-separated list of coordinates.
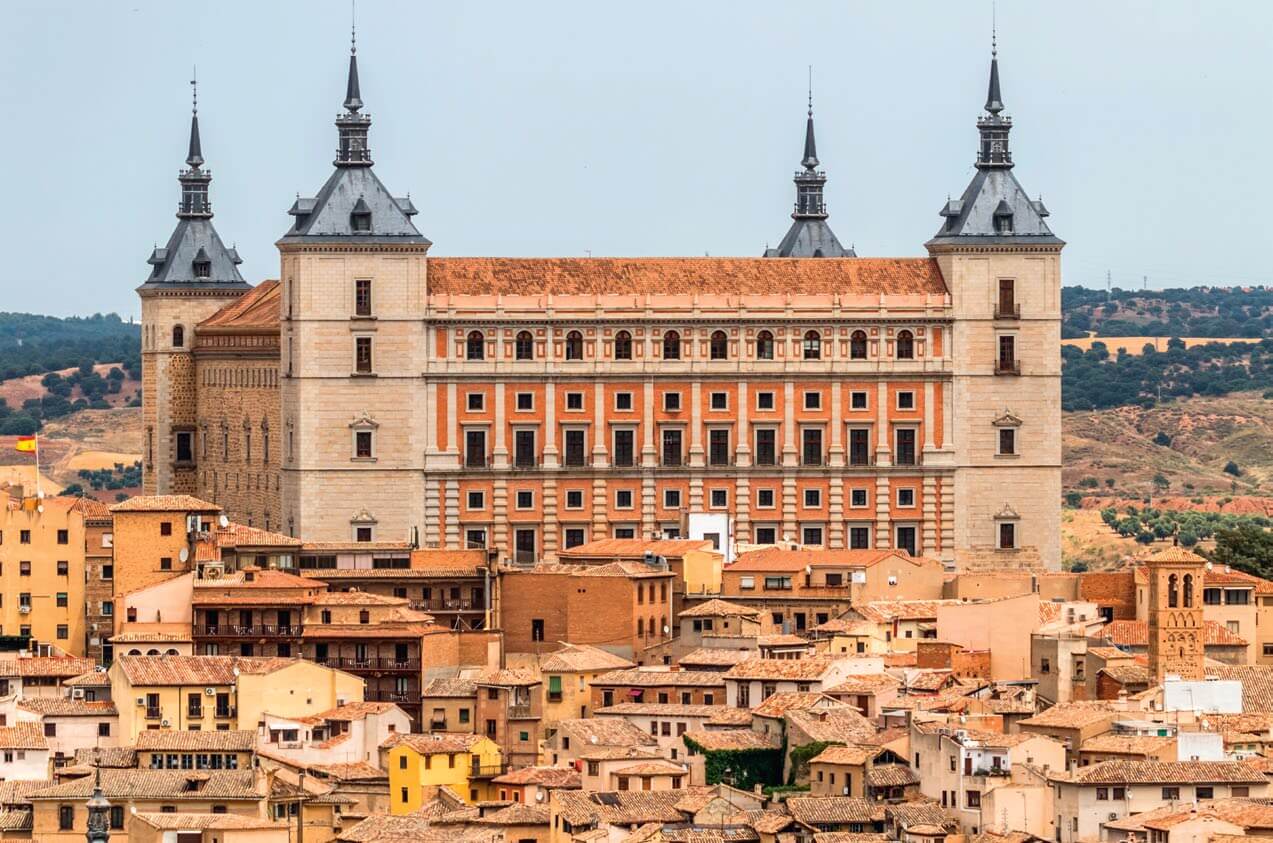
[787, 796, 883, 826]
[109, 495, 221, 513]
[682, 729, 781, 751]
[16, 698, 116, 717]
[1060, 759, 1266, 785]
[473, 803, 551, 825]
[809, 745, 878, 766]
[592, 669, 725, 688]
[1018, 704, 1119, 730]
[679, 599, 761, 619]
[612, 761, 690, 777]
[213, 521, 301, 548]
[134, 730, 256, 752]
[678, 648, 754, 668]
[133, 812, 284, 831]
[0, 657, 96, 678]
[1099, 619, 1247, 647]
[540, 643, 636, 674]
[29, 769, 260, 800]
[422, 677, 478, 698]
[556, 718, 658, 748]
[554, 788, 702, 826]
[848, 601, 958, 623]
[491, 766, 581, 788]
[724, 656, 842, 681]
[865, 764, 919, 787]
[197, 280, 281, 331]
[729, 548, 929, 573]
[0, 725, 46, 750]
[426, 257, 948, 297]
[559, 539, 714, 559]
[114, 654, 303, 686]
[383, 733, 485, 755]
[751, 692, 841, 718]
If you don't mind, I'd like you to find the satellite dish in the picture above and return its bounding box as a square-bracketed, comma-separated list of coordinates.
[36, 490, 45, 500]
[178, 547, 189, 563]
[219, 515, 230, 528]
[535, 792, 545, 803]
[36, 504, 43, 514]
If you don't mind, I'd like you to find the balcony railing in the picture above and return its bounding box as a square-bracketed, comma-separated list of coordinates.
[995, 360, 1021, 376]
[512, 457, 541, 469]
[411, 600, 482, 612]
[508, 703, 535, 719]
[994, 303, 1021, 319]
[471, 763, 508, 778]
[187, 708, 202, 719]
[313, 657, 421, 672]
[429, 719, 448, 731]
[365, 690, 419, 703]
[145, 708, 162, 720]
[215, 707, 234, 719]
[196, 625, 299, 638]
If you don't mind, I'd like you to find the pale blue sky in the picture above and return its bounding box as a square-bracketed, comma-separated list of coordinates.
[3, 1, 1271, 316]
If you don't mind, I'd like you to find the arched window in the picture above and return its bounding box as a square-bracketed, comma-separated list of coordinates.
[850, 330, 868, 360]
[1168, 574, 1179, 608]
[896, 330, 914, 360]
[515, 331, 534, 361]
[146, 649, 159, 656]
[166, 648, 179, 656]
[614, 330, 633, 360]
[1183, 574, 1194, 608]
[803, 330, 821, 360]
[172, 325, 185, 348]
[710, 331, 728, 360]
[756, 330, 774, 360]
[663, 331, 681, 360]
[565, 331, 584, 361]
[466, 331, 485, 361]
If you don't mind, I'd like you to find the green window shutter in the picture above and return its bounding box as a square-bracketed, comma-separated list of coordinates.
[548, 675, 562, 693]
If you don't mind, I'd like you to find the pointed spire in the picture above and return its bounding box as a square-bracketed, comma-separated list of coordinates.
[187, 70, 204, 168]
[802, 67, 819, 169]
[985, 24, 1004, 114]
[344, 8, 363, 112]
[334, 3, 373, 167]
[974, 22, 1013, 170]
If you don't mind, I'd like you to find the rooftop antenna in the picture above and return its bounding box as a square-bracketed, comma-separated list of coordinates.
[351, 0, 357, 54]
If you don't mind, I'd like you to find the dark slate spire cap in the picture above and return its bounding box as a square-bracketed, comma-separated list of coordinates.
[801, 89, 819, 169]
[187, 114, 204, 168]
[344, 44, 363, 111]
[985, 34, 1004, 114]
[334, 22, 373, 167]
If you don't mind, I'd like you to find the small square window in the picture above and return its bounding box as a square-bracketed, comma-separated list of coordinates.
[897, 391, 915, 410]
[466, 491, 486, 510]
[756, 489, 775, 509]
[614, 526, 636, 539]
[565, 392, 584, 411]
[57, 560, 69, 576]
[710, 392, 728, 411]
[356, 526, 373, 543]
[565, 490, 584, 510]
[710, 489, 728, 509]
[159, 523, 171, 538]
[615, 489, 634, 509]
[802, 526, 824, 546]
[516, 491, 535, 510]
[615, 392, 634, 411]
[664, 489, 682, 509]
[754, 528, 776, 545]
[850, 488, 869, 508]
[515, 392, 534, 412]
[564, 528, 586, 549]
[465, 529, 487, 549]
[897, 488, 915, 507]
[664, 392, 682, 412]
[756, 392, 775, 411]
[850, 391, 868, 410]
[466, 393, 485, 412]
[803, 489, 821, 508]
[18, 561, 30, 576]
[804, 391, 822, 410]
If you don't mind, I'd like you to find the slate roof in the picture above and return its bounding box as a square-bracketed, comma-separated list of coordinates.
[140, 218, 249, 291]
[283, 166, 426, 244]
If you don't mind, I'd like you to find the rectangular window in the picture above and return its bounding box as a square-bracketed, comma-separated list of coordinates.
[615, 489, 634, 509]
[564, 528, 586, 549]
[466, 392, 485, 412]
[563, 429, 587, 467]
[999, 427, 1016, 456]
[1197, 786, 1214, 800]
[664, 392, 682, 412]
[612, 429, 635, 467]
[895, 428, 917, 465]
[1162, 787, 1180, 800]
[708, 429, 730, 466]
[802, 526, 824, 546]
[516, 490, 534, 510]
[56, 592, 68, 607]
[175, 431, 194, 463]
[465, 529, 487, 549]
[355, 279, 372, 316]
[850, 391, 868, 410]
[515, 392, 534, 411]
[662, 429, 683, 466]
[998, 278, 1016, 317]
[710, 392, 728, 410]
[803, 391, 822, 410]
[896, 391, 915, 411]
[355, 430, 373, 459]
[18, 561, 29, 576]
[664, 489, 682, 509]
[753, 528, 776, 545]
[57, 560, 69, 576]
[850, 488, 868, 508]
[999, 522, 1016, 550]
[709, 489, 728, 509]
[565, 392, 584, 411]
[896, 526, 917, 556]
[466, 491, 486, 510]
[754, 428, 777, 466]
[803, 488, 821, 508]
[897, 488, 915, 508]
[849, 526, 871, 549]
[801, 428, 823, 466]
[514, 429, 536, 468]
[998, 335, 1017, 372]
[615, 392, 634, 411]
[756, 488, 775, 509]
[465, 429, 487, 468]
[565, 489, 584, 510]
[756, 391, 775, 411]
[355, 336, 373, 373]
[848, 428, 871, 466]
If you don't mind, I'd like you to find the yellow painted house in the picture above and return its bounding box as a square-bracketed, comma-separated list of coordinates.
[538, 643, 635, 725]
[110, 654, 364, 742]
[385, 733, 503, 812]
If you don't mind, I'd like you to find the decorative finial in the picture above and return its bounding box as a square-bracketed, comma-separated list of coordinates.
[351, 0, 357, 55]
[807, 65, 813, 117]
[992, 0, 997, 58]
[191, 67, 197, 115]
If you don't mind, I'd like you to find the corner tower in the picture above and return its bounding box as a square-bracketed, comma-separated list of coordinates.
[1144, 546, 1206, 683]
[926, 36, 1064, 570]
[139, 83, 250, 496]
[764, 89, 854, 258]
[278, 31, 430, 541]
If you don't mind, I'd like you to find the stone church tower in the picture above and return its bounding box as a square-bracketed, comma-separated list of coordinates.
[138, 88, 250, 495]
[927, 38, 1063, 570]
[277, 37, 431, 541]
[1146, 545, 1207, 683]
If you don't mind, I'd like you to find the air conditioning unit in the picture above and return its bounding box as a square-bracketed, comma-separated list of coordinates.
[71, 688, 85, 700]
[18, 606, 30, 615]
[136, 697, 146, 707]
[161, 720, 170, 728]
[1108, 813, 1119, 822]
[204, 687, 216, 696]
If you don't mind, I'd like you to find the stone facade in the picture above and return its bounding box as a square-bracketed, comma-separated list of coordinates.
[141, 45, 1064, 570]
[1146, 546, 1207, 682]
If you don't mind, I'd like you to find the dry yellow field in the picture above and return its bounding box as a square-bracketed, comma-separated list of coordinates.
[0, 465, 63, 494]
[1061, 336, 1255, 355]
[64, 451, 142, 472]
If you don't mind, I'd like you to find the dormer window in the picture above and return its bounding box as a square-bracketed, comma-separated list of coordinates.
[993, 200, 1014, 234]
[193, 260, 211, 278]
[350, 198, 372, 233]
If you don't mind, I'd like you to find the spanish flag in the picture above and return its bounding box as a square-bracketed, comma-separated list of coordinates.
[14, 435, 35, 453]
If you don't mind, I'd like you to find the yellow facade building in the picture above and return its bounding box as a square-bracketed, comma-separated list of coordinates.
[385, 732, 503, 811]
[0, 490, 97, 656]
[537, 643, 636, 726]
[110, 654, 364, 742]
[108, 495, 222, 609]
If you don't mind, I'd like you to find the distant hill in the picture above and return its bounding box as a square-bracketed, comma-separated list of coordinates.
[0, 312, 139, 381]
[1062, 285, 1273, 339]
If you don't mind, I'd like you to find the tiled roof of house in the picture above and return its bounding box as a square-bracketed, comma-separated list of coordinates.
[0, 810, 30, 832]
[109, 495, 221, 512]
[1087, 646, 1133, 661]
[472, 803, 551, 825]
[197, 280, 281, 331]
[339, 813, 503, 843]
[678, 648, 754, 668]
[0, 657, 96, 678]
[1142, 546, 1208, 564]
[597, 703, 738, 719]
[826, 674, 902, 694]
[73, 747, 136, 768]
[1206, 665, 1273, 711]
[1096, 664, 1151, 685]
[1059, 759, 1267, 785]
[557, 718, 658, 748]
[0, 725, 46, 750]
[592, 669, 726, 688]
[422, 677, 478, 698]
[613, 761, 690, 777]
[29, 769, 261, 800]
[707, 708, 756, 727]
[63, 670, 113, 687]
[383, 733, 485, 755]
[810, 745, 878, 766]
[813, 834, 890, 843]
[849, 601, 958, 623]
[108, 629, 193, 643]
[491, 766, 581, 788]
[473, 668, 541, 687]
[16, 698, 116, 717]
[540, 643, 636, 674]
[312, 701, 402, 721]
[1098, 619, 1247, 647]
[132, 812, 283, 831]
[310, 590, 408, 606]
[885, 801, 957, 831]
[554, 788, 706, 826]
[787, 796, 883, 826]
[426, 258, 948, 297]
[1017, 704, 1120, 730]
[751, 692, 842, 718]
[679, 599, 761, 619]
[723, 657, 840, 681]
[729, 548, 928, 572]
[135, 730, 256, 752]
[865, 764, 920, 787]
[114, 654, 300, 686]
[213, 521, 302, 548]
[307, 761, 387, 781]
[785, 708, 879, 745]
[576, 746, 664, 762]
[682, 729, 781, 751]
[559, 539, 714, 559]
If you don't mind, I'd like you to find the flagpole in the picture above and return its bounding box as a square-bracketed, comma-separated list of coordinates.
[33, 434, 40, 499]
